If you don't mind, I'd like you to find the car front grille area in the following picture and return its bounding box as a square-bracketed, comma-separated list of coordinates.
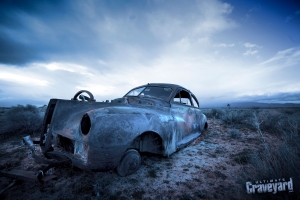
[58, 135, 74, 153]
[74, 140, 89, 163]
[58, 135, 89, 164]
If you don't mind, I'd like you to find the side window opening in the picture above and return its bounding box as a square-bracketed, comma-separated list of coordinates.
[173, 92, 181, 103]
[173, 90, 192, 106]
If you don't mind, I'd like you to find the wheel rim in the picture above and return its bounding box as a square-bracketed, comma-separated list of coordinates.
[117, 149, 141, 176]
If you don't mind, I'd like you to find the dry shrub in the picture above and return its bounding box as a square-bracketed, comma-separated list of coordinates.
[211, 108, 226, 119]
[1, 104, 43, 138]
[277, 115, 300, 137]
[257, 110, 282, 133]
[213, 109, 255, 129]
[229, 129, 241, 139]
[201, 108, 213, 118]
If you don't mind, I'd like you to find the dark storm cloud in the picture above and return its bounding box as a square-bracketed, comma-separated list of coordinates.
[0, 0, 71, 64]
[1, 1, 114, 65]
[0, 0, 236, 68]
[0, 1, 126, 65]
[0, 0, 60, 28]
[0, 33, 41, 64]
[0, 0, 164, 67]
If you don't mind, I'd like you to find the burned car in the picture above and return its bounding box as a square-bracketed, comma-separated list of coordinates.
[39, 83, 208, 176]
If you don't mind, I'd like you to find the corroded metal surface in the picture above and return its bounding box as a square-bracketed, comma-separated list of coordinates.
[39, 83, 208, 173]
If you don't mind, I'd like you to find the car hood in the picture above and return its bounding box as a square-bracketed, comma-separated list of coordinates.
[48, 97, 170, 141]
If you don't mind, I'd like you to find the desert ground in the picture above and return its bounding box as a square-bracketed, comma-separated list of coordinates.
[0, 106, 299, 200]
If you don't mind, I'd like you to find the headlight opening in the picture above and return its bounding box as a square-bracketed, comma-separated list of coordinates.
[81, 113, 91, 135]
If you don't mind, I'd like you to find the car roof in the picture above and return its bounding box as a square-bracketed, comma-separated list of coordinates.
[125, 83, 199, 105]
[143, 83, 200, 102]
[137, 83, 190, 91]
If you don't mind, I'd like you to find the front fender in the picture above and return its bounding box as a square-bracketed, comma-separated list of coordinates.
[87, 107, 176, 156]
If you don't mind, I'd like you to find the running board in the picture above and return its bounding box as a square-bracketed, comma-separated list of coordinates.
[176, 132, 201, 150]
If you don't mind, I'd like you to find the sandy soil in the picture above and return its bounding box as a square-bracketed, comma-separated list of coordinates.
[0, 118, 288, 200]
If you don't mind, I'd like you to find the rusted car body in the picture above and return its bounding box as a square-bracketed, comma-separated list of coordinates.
[40, 83, 208, 176]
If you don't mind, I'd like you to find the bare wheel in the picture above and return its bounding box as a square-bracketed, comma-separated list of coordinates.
[116, 149, 141, 177]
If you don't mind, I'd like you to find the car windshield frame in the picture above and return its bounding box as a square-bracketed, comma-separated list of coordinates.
[124, 86, 174, 101]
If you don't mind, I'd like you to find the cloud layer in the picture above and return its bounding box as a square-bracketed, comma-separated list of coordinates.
[0, 0, 299, 106]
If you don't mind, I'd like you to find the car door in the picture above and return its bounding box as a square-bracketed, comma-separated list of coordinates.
[190, 93, 206, 131]
[171, 89, 200, 149]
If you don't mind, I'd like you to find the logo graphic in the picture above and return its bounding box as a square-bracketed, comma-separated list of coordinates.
[246, 178, 293, 194]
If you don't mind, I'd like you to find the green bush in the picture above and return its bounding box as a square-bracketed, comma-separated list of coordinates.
[1, 104, 43, 138]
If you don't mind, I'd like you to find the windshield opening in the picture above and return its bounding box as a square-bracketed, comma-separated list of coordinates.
[125, 87, 145, 96]
[125, 86, 173, 100]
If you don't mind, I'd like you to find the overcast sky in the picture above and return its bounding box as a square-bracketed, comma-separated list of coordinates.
[0, 0, 299, 107]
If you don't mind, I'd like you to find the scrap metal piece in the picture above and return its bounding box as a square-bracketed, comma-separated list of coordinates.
[23, 135, 35, 151]
[36, 159, 71, 180]
[22, 135, 54, 164]
[0, 170, 56, 183]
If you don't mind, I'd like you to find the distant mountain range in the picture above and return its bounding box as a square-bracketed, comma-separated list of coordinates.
[201, 101, 300, 108]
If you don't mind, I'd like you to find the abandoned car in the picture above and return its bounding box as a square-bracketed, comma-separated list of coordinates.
[39, 83, 208, 176]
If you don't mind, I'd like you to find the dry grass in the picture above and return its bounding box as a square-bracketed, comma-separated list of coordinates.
[208, 107, 300, 200]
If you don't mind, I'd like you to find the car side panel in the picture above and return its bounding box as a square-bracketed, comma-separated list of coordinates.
[171, 103, 207, 149]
